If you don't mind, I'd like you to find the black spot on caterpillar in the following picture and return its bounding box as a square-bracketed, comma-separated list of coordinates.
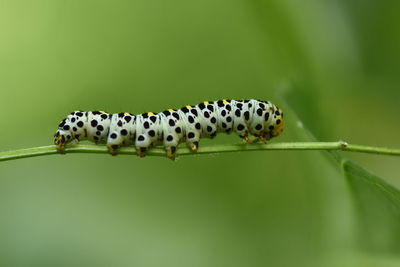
[54, 99, 284, 159]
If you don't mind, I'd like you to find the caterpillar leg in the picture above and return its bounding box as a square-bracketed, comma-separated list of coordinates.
[137, 147, 147, 157]
[187, 141, 199, 151]
[185, 129, 201, 151]
[253, 132, 271, 143]
[257, 135, 267, 143]
[165, 146, 177, 160]
[240, 135, 252, 144]
[107, 144, 119, 156]
[263, 132, 272, 141]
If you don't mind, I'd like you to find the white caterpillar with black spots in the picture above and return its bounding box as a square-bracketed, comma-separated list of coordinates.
[54, 99, 284, 159]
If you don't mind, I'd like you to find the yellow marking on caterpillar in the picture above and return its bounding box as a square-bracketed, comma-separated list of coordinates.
[100, 110, 106, 113]
[148, 112, 154, 115]
[74, 110, 81, 112]
[168, 109, 175, 112]
[124, 112, 131, 116]
[204, 101, 209, 105]
[186, 105, 192, 109]
[223, 99, 228, 104]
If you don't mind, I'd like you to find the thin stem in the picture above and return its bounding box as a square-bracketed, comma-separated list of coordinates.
[1, 141, 400, 162]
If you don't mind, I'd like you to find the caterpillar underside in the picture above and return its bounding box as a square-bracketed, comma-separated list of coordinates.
[54, 99, 284, 159]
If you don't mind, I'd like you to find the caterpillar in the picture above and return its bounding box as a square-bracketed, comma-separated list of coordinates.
[54, 99, 284, 159]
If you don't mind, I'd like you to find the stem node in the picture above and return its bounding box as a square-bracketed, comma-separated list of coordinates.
[339, 140, 348, 148]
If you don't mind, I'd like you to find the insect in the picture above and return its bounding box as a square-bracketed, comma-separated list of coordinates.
[54, 99, 284, 159]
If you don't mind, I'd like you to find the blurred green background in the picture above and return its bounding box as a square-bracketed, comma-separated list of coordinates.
[1, 0, 400, 266]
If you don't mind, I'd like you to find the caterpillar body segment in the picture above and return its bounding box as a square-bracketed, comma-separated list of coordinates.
[54, 99, 284, 159]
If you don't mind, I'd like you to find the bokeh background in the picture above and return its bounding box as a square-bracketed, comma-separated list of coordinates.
[1, 0, 400, 266]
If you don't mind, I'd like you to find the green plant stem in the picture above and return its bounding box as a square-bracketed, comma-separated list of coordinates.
[1, 141, 400, 162]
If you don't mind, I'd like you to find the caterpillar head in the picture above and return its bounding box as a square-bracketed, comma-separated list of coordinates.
[54, 117, 74, 151]
[54, 129, 73, 151]
[54, 111, 88, 151]
[270, 107, 284, 138]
